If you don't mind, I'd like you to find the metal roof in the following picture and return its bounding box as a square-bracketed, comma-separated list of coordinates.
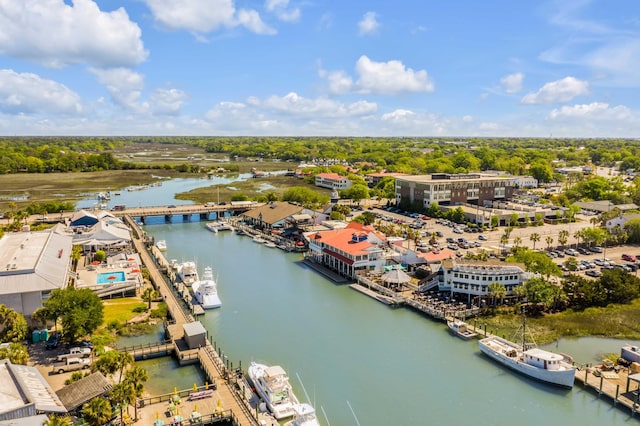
[56, 372, 111, 412]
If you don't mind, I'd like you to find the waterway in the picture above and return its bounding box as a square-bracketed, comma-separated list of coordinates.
[139, 221, 639, 426]
[86, 176, 640, 425]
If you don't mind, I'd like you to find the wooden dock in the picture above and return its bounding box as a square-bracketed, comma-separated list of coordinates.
[574, 367, 640, 417]
[124, 215, 261, 425]
[117, 341, 175, 361]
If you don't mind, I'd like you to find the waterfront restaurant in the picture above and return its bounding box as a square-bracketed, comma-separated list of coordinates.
[435, 259, 527, 305]
[306, 222, 387, 279]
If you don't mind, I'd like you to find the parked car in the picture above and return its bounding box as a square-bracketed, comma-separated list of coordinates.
[478, 235, 487, 240]
[45, 332, 60, 350]
[590, 246, 603, 253]
[585, 269, 601, 277]
[622, 254, 635, 262]
[565, 249, 579, 256]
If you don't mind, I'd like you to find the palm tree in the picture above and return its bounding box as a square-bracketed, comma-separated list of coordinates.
[545, 235, 554, 251]
[558, 229, 569, 249]
[487, 282, 506, 307]
[110, 382, 136, 426]
[141, 287, 158, 311]
[124, 365, 149, 398]
[42, 415, 73, 426]
[529, 232, 540, 251]
[573, 229, 583, 248]
[82, 397, 112, 426]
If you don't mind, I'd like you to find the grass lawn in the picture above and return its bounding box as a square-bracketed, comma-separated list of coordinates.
[102, 297, 146, 325]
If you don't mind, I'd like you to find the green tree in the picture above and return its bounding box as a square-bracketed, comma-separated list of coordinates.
[529, 161, 554, 183]
[545, 235, 554, 251]
[141, 287, 158, 311]
[340, 183, 370, 204]
[109, 382, 136, 426]
[529, 232, 540, 251]
[558, 229, 569, 248]
[282, 186, 329, 209]
[42, 415, 73, 426]
[0, 342, 29, 364]
[624, 218, 640, 243]
[93, 250, 106, 262]
[487, 282, 506, 306]
[44, 288, 104, 342]
[82, 397, 112, 426]
[124, 365, 149, 398]
[0, 305, 28, 342]
[93, 350, 133, 382]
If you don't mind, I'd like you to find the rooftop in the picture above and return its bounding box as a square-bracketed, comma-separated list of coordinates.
[397, 173, 515, 183]
[0, 360, 66, 417]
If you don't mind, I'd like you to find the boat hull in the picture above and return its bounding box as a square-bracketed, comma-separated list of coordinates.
[478, 337, 575, 388]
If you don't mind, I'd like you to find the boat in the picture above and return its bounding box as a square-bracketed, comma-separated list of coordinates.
[264, 241, 276, 248]
[192, 266, 221, 309]
[156, 240, 167, 251]
[206, 221, 234, 233]
[447, 319, 477, 340]
[478, 309, 576, 388]
[252, 236, 266, 244]
[248, 362, 299, 419]
[284, 403, 320, 426]
[176, 261, 199, 286]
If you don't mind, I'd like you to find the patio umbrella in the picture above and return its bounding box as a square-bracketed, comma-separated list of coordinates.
[381, 266, 411, 285]
[91, 260, 101, 265]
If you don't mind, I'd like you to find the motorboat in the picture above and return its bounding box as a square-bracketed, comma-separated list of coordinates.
[206, 220, 234, 233]
[478, 309, 576, 388]
[192, 266, 221, 309]
[447, 319, 477, 340]
[156, 240, 167, 251]
[264, 241, 276, 248]
[253, 236, 266, 244]
[248, 362, 299, 419]
[284, 403, 320, 426]
[177, 261, 199, 286]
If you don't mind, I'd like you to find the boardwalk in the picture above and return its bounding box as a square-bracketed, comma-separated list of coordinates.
[575, 367, 640, 417]
[123, 215, 261, 425]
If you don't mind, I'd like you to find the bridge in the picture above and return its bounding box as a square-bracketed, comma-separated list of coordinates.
[111, 202, 262, 221]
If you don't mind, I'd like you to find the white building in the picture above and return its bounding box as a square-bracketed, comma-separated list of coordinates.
[514, 175, 538, 188]
[0, 226, 73, 320]
[435, 259, 527, 305]
[315, 173, 353, 190]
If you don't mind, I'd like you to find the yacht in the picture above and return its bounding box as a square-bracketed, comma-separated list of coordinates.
[252, 236, 266, 244]
[284, 403, 320, 426]
[177, 261, 199, 286]
[155, 240, 167, 251]
[478, 310, 576, 388]
[206, 220, 234, 233]
[192, 266, 221, 309]
[248, 362, 299, 419]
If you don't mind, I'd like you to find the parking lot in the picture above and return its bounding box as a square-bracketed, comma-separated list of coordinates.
[368, 206, 640, 279]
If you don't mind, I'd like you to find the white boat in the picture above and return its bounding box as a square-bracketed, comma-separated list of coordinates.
[248, 362, 299, 419]
[155, 240, 167, 251]
[264, 241, 276, 248]
[284, 403, 320, 426]
[253, 236, 266, 244]
[447, 319, 477, 340]
[478, 310, 576, 388]
[206, 221, 234, 233]
[192, 266, 221, 309]
[177, 261, 199, 286]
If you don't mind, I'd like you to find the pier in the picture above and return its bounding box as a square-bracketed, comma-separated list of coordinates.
[574, 367, 640, 417]
[123, 215, 263, 425]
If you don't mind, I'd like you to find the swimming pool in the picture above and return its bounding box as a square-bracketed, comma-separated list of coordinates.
[97, 271, 126, 284]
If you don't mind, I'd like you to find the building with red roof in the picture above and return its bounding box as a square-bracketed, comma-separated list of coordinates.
[315, 173, 352, 190]
[307, 222, 386, 279]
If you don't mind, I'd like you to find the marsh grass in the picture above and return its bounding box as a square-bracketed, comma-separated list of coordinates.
[479, 300, 640, 345]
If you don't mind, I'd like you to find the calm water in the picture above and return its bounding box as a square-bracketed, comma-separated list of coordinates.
[138, 221, 640, 426]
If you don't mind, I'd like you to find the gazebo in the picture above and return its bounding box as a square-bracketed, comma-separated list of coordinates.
[381, 265, 412, 290]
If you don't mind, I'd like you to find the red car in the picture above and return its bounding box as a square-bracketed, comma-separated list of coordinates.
[622, 254, 635, 262]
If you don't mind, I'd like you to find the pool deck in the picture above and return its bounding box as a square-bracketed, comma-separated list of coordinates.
[76, 252, 143, 292]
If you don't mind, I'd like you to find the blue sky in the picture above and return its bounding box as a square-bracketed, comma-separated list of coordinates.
[0, 0, 638, 137]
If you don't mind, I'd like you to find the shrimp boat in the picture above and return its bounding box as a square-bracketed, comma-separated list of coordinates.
[477, 308, 576, 388]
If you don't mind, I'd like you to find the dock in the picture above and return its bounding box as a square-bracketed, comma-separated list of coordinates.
[123, 215, 262, 425]
[574, 367, 640, 417]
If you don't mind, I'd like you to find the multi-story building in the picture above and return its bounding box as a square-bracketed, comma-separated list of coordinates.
[365, 172, 407, 188]
[306, 223, 387, 279]
[315, 173, 353, 190]
[395, 173, 515, 208]
[436, 259, 527, 305]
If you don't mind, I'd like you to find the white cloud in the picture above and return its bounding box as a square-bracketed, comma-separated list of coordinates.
[548, 102, 632, 120]
[358, 12, 379, 36]
[382, 109, 415, 121]
[0, 0, 147, 69]
[0, 69, 82, 114]
[324, 56, 434, 95]
[150, 88, 187, 115]
[521, 76, 589, 104]
[143, 0, 275, 35]
[265, 0, 300, 22]
[500, 72, 524, 94]
[253, 92, 377, 117]
[90, 68, 147, 112]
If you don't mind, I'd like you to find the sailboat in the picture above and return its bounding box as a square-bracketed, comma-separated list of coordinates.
[477, 307, 576, 388]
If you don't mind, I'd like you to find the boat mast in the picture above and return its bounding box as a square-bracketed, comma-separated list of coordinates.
[521, 305, 526, 350]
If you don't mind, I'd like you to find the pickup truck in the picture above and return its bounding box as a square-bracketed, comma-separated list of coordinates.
[53, 357, 91, 374]
[56, 346, 92, 361]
